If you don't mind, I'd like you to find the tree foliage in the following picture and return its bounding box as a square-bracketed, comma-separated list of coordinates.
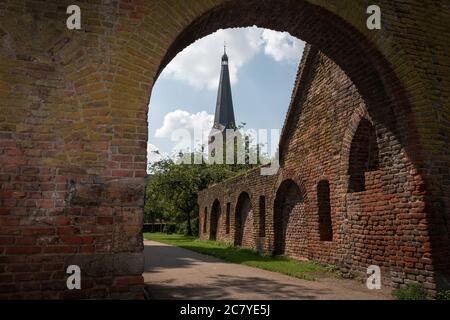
[144, 130, 269, 236]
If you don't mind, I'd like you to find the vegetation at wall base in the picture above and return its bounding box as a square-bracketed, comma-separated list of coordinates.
[392, 283, 428, 300]
[144, 233, 336, 281]
[436, 290, 450, 300]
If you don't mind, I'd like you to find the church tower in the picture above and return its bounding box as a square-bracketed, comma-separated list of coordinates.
[208, 46, 238, 160]
[212, 46, 236, 131]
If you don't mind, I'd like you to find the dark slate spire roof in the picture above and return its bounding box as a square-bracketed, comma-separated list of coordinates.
[213, 46, 236, 131]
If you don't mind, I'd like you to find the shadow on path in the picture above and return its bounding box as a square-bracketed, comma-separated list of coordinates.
[143, 240, 390, 300]
[146, 273, 327, 300]
[144, 242, 224, 272]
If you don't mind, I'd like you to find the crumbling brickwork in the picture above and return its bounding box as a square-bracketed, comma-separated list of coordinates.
[0, 0, 448, 298]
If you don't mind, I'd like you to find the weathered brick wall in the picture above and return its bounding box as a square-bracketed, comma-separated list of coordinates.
[199, 44, 449, 293]
[0, 0, 448, 298]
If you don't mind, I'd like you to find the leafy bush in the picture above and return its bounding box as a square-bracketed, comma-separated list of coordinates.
[436, 290, 450, 300]
[393, 283, 428, 300]
[145, 134, 265, 237]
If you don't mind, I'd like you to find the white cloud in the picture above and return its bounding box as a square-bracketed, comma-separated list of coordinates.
[155, 110, 214, 154]
[161, 27, 304, 90]
[262, 29, 305, 62]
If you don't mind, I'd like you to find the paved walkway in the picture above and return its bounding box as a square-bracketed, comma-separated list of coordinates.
[143, 240, 392, 300]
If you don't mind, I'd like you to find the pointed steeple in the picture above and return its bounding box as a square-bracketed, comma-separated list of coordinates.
[213, 45, 236, 131]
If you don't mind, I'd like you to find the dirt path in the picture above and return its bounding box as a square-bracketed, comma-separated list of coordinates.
[143, 240, 392, 300]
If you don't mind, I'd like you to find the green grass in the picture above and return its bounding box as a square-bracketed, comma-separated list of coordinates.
[144, 232, 335, 281]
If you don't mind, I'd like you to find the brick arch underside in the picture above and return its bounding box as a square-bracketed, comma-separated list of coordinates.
[157, 1, 415, 157]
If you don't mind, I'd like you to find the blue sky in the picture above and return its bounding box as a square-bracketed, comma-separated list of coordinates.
[147, 27, 305, 164]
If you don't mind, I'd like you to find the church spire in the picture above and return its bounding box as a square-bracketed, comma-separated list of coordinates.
[213, 45, 236, 131]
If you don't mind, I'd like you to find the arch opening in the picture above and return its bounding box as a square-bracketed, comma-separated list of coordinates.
[234, 192, 254, 248]
[140, 0, 444, 290]
[154, 0, 419, 171]
[273, 180, 305, 256]
[148, 2, 429, 267]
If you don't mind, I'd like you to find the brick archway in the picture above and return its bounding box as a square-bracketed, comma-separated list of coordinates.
[0, 0, 448, 299]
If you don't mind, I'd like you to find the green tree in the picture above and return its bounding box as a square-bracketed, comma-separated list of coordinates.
[144, 127, 270, 236]
[145, 154, 237, 236]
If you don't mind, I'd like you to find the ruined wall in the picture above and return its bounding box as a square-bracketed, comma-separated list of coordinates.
[199, 45, 447, 292]
[279, 48, 425, 286]
[199, 168, 278, 254]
